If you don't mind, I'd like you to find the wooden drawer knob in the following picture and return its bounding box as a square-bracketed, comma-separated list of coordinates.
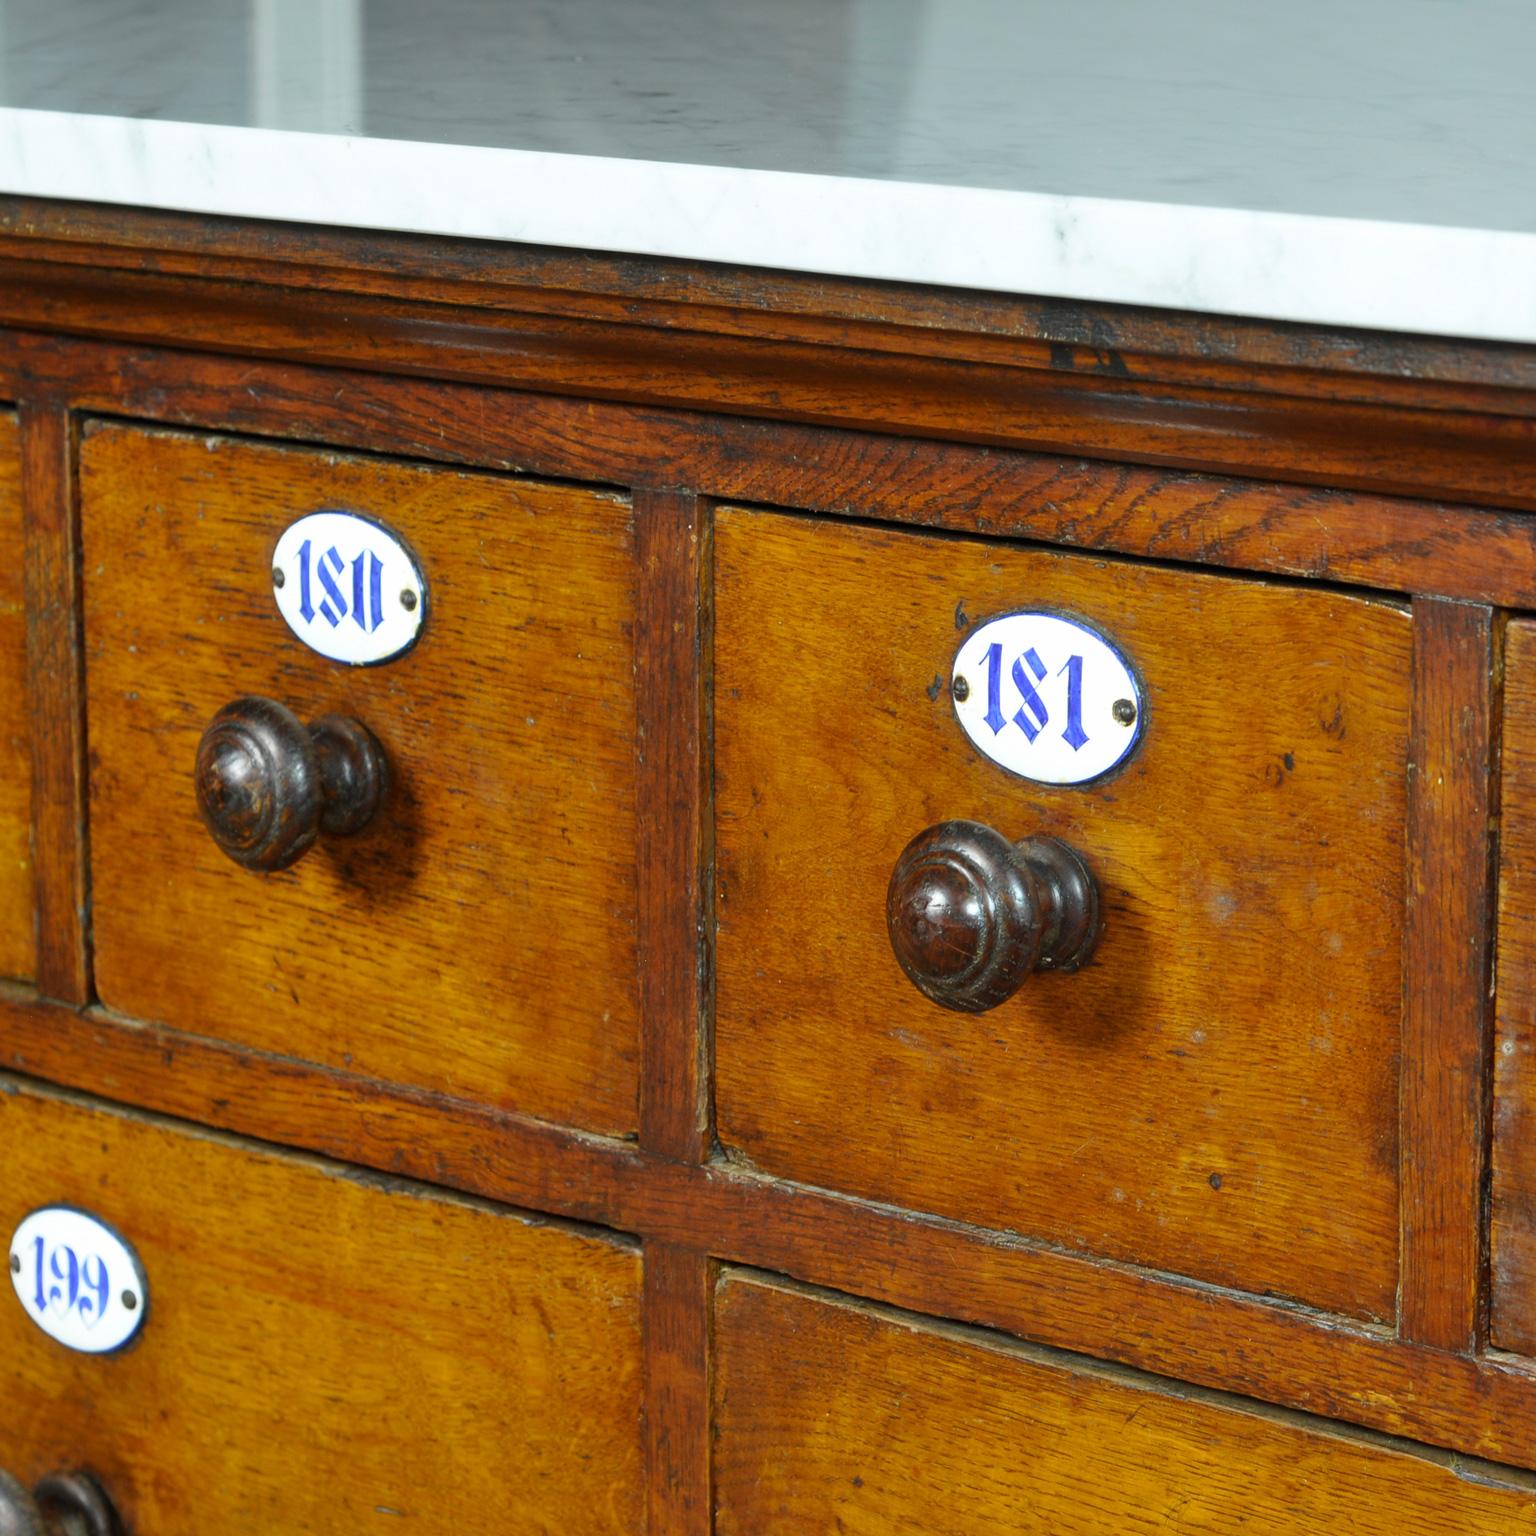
[0, 1470, 120, 1536]
[886, 821, 1101, 1012]
[195, 696, 388, 872]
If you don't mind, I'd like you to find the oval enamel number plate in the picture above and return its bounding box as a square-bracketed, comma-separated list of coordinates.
[9, 1207, 148, 1353]
[272, 510, 426, 665]
[952, 611, 1143, 785]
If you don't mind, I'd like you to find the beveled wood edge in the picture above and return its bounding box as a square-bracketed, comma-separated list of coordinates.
[635, 490, 714, 1161]
[1, 990, 1534, 1471]
[1400, 601, 1501, 1350]
[643, 1243, 714, 1536]
[3, 330, 1536, 609]
[0, 260, 1533, 510]
[18, 398, 90, 1003]
[714, 1266, 1536, 1494]
[2, 195, 1534, 415]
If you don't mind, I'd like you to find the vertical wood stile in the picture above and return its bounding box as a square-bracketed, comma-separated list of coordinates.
[644, 1243, 715, 1536]
[633, 487, 715, 1534]
[19, 397, 90, 1004]
[634, 487, 713, 1162]
[1400, 597, 1500, 1351]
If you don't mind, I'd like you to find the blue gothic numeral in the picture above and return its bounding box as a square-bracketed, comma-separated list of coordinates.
[28, 1236, 111, 1324]
[317, 546, 348, 627]
[297, 537, 314, 623]
[983, 641, 1007, 734]
[31, 1233, 45, 1311]
[1011, 648, 1049, 742]
[1058, 654, 1088, 751]
[292, 537, 386, 632]
[974, 641, 1091, 752]
[351, 550, 384, 632]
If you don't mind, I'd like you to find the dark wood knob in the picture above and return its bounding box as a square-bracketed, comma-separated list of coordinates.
[0, 1470, 120, 1536]
[195, 696, 388, 872]
[886, 820, 1101, 1013]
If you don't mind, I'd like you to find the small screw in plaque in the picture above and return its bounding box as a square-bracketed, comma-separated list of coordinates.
[272, 567, 286, 589]
[121, 1289, 138, 1311]
[1112, 698, 1137, 726]
[8, 1253, 17, 1273]
[400, 589, 418, 612]
[952, 676, 970, 702]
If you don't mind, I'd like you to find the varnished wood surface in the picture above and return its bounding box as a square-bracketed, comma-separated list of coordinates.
[0, 1074, 645, 1535]
[81, 424, 640, 1133]
[3, 198, 1536, 418]
[715, 508, 1410, 1319]
[634, 490, 714, 1161]
[0, 412, 30, 982]
[7, 988, 1536, 1471]
[643, 1243, 714, 1536]
[1400, 600, 1499, 1351]
[714, 1274, 1536, 1535]
[9, 331, 1536, 612]
[19, 401, 88, 1002]
[2, 255, 1535, 513]
[1492, 621, 1536, 1355]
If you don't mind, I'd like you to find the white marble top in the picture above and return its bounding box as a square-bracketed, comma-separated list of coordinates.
[0, 0, 1533, 343]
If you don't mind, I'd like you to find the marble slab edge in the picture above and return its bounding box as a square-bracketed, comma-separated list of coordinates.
[0, 106, 1533, 345]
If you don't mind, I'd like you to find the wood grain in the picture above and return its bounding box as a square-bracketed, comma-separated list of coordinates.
[7, 330, 1536, 610]
[8, 990, 1536, 1469]
[81, 423, 640, 1133]
[0, 202, 1528, 1514]
[1400, 599, 1498, 1351]
[0, 216, 1535, 510]
[20, 399, 88, 1002]
[1491, 621, 1536, 1355]
[4, 195, 1536, 415]
[0, 1074, 645, 1535]
[716, 508, 1411, 1319]
[643, 1243, 713, 1536]
[0, 412, 31, 982]
[0, 259, 1532, 516]
[634, 490, 713, 1161]
[714, 1274, 1536, 1535]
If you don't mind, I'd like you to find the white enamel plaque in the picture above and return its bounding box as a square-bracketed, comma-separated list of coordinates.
[9, 1207, 148, 1353]
[271, 510, 426, 665]
[952, 611, 1143, 785]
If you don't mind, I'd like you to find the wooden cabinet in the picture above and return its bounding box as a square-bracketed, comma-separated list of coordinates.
[80, 423, 640, 1134]
[715, 1273, 1536, 1534]
[0, 410, 29, 983]
[0, 198, 1532, 1529]
[1, 1077, 645, 1535]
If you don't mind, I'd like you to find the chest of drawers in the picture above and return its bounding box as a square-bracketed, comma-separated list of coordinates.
[2, 195, 1536, 1533]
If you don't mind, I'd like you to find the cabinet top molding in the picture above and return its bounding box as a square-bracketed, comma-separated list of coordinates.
[0, 0, 1533, 344]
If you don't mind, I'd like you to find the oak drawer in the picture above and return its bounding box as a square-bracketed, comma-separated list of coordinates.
[715, 1273, 1536, 1534]
[1492, 618, 1536, 1353]
[1, 1077, 644, 1533]
[715, 508, 1411, 1318]
[0, 410, 29, 982]
[81, 423, 638, 1133]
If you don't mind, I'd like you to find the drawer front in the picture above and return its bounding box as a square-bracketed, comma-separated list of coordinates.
[0, 411, 30, 982]
[82, 424, 638, 1133]
[1, 1079, 644, 1533]
[1493, 619, 1536, 1352]
[715, 508, 1410, 1317]
[715, 1274, 1536, 1534]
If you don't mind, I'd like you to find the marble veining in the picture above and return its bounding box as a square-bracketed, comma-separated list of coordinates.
[0, 0, 1533, 341]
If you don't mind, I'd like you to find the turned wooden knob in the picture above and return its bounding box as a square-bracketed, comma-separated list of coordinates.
[886, 820, 1101, 1013]
[195, 696, 388, 872]
[0, 1470, 120, 1536]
